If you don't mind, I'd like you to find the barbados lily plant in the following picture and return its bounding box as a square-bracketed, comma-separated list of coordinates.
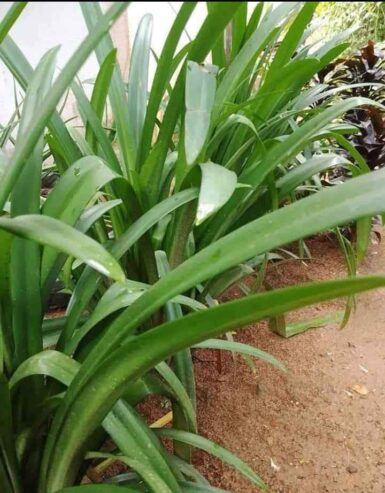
[0, 2, 384, 492]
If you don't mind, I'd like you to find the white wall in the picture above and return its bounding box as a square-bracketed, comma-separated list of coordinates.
[0, 2, 259, 123]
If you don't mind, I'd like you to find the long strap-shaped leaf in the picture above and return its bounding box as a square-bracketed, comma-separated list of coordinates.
[71, 167, 385, 363]
[10, 352, 181, 492]
[0, 215, 124, 283]
[80, 3, 135, 179]
[60, 188, 199, 350]
[58, 486, 141, 493]
[0, 2, 128, 210]
[45, 275, 385, 491]
[42, 168, 385, 484]
[0, 2, 27, 45]
[140, 3, 242, 204]
[40, 157, 118, 294]
[139, 3, 197, 164]
[11, 48, 57, 368]
[0, 36, 81, 166]
[156, 428, 266, 490]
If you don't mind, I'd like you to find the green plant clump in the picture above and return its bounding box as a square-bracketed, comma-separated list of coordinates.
[1, 2, 385, 492]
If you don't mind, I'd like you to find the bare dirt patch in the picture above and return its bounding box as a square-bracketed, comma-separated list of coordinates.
[194, 235, 385, 493]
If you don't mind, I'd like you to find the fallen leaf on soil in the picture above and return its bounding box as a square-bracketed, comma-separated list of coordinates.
[359, 364, 369, 374]
[270, 458, 280, 472]
[351, 383, 369, 396]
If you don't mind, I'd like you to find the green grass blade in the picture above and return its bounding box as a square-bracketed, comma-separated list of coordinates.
[0, 36, 81, 166]
[76, 200, 123, 234]
[276, 154, 350, 199]
[230, 2, 247, 61]
[241, 98, 383, 188]
[10, 48, 57, 367]
[156, 362, 197, 433]
[156, 251, 195, 461]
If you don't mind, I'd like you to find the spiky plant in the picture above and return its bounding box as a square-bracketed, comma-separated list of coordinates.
[1, 3, 385, 493]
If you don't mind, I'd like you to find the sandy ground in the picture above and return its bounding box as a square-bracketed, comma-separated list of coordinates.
[194, 234, 385, 492]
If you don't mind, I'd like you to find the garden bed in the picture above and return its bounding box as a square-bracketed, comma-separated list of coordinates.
[194, 235, 385, 492]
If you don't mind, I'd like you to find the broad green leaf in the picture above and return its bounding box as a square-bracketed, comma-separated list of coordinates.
[0, 215, 125, 282]
[10, 350, 78, 389]
[185, 61, 218, 165]
[41, 157, 118, 292]
[196, 162, 237, 225]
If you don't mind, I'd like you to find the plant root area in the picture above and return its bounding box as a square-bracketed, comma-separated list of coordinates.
[193, 234, 385, 493]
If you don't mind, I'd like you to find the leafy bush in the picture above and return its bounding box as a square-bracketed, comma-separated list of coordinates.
[1, 2, 385, 492]
[314, 2, 385, 52]
[318, 41, 385, 172]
